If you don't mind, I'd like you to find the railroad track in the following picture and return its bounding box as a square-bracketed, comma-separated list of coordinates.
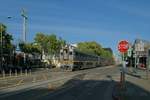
[0, 65, 117, 92]
[0, 65, 119, 99]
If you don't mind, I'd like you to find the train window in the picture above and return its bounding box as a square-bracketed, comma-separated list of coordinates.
[64, 50, 68, 53]
[87, 62, 92, 65]
[75, 52, 78, 56]
[69, 52, 72, 55]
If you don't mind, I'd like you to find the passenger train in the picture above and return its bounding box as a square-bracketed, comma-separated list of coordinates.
[59, 45, 114, 71]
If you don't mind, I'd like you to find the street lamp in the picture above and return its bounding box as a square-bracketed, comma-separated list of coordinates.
[7, 16, 12, 19]
[21, 8, 27, 42]
[21, 8, 28, 65]
[0, 23, 3, 73]
[7, 17, 13, 65]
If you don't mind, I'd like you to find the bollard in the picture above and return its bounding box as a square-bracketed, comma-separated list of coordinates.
[15, 69, 17, 77]
[48, 83, 53, 90]
[32, 76, 36, 83]
[120, 71, 125, 90]
[29, 69, 31, 75]
[20, 69, 22, 76]
[25, 69, 28, 76]
[120, 71, 123, 88]
[2, 70, 5, 78]
[9, 69, 12, 77]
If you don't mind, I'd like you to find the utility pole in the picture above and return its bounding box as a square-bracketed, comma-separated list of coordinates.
[21, 8, 28, 64]
[0, 24, 3, 73]
[21, 8, 27, 42]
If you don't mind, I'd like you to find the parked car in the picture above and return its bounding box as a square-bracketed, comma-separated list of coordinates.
[138, 63, 146, 69]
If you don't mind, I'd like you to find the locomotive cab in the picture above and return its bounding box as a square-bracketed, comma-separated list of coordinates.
[59, 45, 74, 70]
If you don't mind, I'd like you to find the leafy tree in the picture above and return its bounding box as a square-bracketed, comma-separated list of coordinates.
[34, 33, 66, 55]
[77, 41, 113, 59]
[47, 34, 58, 54]
[34, 33, 48, 53]
[19, 42, 41, 54]
[0, 23, 6, 33]
[77, 41, 103, 55]
[0, 23, 13, 53]
[101, 50, 112, 58]
[0, 23, 14, 69]
[55, 37, 66, 54]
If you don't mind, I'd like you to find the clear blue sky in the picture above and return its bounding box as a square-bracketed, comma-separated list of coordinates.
[0, 0, 150, 54]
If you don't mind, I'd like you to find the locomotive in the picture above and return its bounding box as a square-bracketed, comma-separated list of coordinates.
[59, 44, 113, 71]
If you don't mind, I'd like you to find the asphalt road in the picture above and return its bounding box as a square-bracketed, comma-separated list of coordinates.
[0, 66, 120, 100]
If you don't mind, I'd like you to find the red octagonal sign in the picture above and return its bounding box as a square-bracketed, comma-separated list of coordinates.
[118, 40, 129, 53]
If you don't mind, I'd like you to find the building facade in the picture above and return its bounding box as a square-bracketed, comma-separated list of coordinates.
[132, 39, 150, 68]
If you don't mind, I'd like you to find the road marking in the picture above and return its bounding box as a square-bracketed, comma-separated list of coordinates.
[42, 74, 48, 80]
[0, 79, 25, 90]
[16, 79, 24, 86]
[48, 83, 55, 91]
[32, 76, 36, 83]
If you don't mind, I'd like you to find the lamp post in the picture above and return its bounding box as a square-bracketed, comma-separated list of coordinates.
[21, 8, 28, 65]
[21, 9, 27, 42]
[7, 16, 12, 66]
[0, 24, 3, 73]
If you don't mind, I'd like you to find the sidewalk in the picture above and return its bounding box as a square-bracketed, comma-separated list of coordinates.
[113, 68, 150, 100]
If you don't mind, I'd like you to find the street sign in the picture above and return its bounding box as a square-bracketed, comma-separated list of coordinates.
[127, 47, 132, 57]
[118, 40, 129, 53]
[118, 40, 129, 89]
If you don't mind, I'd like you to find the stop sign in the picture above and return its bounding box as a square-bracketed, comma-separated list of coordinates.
[118, 40, 129, 53]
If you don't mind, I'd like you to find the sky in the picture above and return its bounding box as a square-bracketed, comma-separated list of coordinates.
[0, 0, 150, 55]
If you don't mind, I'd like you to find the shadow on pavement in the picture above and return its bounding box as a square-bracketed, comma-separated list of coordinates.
[113, 80, 150, 100]
[0, 77, 150, 100]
